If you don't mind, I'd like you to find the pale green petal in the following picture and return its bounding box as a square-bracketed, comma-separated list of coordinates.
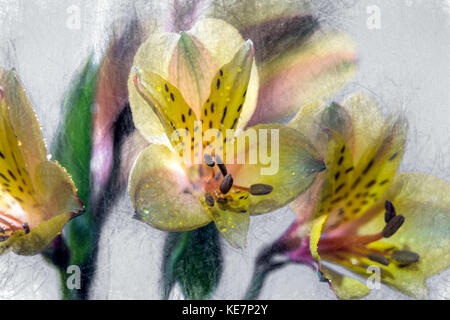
[128, 144, 211, 231]
[208, 207, 249, 249]
[321, 266, 371, 300]
[229, 124, 325, 215]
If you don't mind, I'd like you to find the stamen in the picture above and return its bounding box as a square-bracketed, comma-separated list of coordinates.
[205, 193, 215, 207]
[220, 174, 233, 194]
[391, 250, 420, 264]
[382, 214, 404, 238]
[249, 184, 273, 196]
[23, 222, 30, 234]
[367, 253, 390, 266]
[204, 154, 215, 167]
[215, 155, 227, 176]
[384, 200, 396, 223]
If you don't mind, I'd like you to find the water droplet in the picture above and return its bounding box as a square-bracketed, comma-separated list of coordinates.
[291, 171, 296, 176]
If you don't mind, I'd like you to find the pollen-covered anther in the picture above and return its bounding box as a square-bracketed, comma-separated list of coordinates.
[382, 214, 405, 238]
[22, 222, 30, 234]
[367, 253, 390, 266]
[205, 193, 215, 207]
[220, 174, 233, 194]
[391, 250, 420, 264]
[204, 154, 215, 167]
[384, 200, 396, 223]
[249, 184, 273, 196]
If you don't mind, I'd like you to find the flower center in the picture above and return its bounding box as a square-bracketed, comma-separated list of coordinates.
[200, 153, 273, 213]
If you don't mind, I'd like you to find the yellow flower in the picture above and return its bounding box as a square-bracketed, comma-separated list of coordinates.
[0, 68, 83, 256]
[127, 19, 325, 248]
[280, 94, 450, 299]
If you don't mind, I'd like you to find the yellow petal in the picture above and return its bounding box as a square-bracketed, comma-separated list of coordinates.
[128, 144, 211, 231]
[189, 19, 259, 131]
[229, 124, 325, 215]
[317, 115, 407, 230]
[342, 94, 385, 163]
[33, 160, 83, 222]
[0, 213, 72, 256]
[200, 40, 254, 152]
[128, 31, 180, 145]
[310, 214, 328, 262]
[321, 266, 371, 300]
[0, 68, 47, 177]
[132, 68, 198, 156]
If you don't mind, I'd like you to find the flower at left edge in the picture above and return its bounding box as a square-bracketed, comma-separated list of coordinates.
[127, 19, 326, 249]
[0, 67, 84, 256]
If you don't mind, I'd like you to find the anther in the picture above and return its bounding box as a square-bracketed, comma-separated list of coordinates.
[215, 155, 227, 176]
[23, 222, 30, 234]
[205, 193, 215, 207]
[391, 250, 420, 264]
[250, 184, 273, 196]
[382, 214, 404, 238]
[384, 200, 396, 223]
[204, 154, 215, 167]
[220, 174, 233, 194]
[367, 253, 390, 266]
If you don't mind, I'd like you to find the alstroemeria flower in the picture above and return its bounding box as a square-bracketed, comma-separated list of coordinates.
[127, 19, 325, 248]
[0, 68, 84, 256]
[277, 94, 450, 299]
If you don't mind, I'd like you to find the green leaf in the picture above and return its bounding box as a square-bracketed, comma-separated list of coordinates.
[51, 55, 100, 299]
[162, 223, 223, 300]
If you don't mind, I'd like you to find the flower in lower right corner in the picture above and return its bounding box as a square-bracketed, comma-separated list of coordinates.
[275, 94, 450, 299]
